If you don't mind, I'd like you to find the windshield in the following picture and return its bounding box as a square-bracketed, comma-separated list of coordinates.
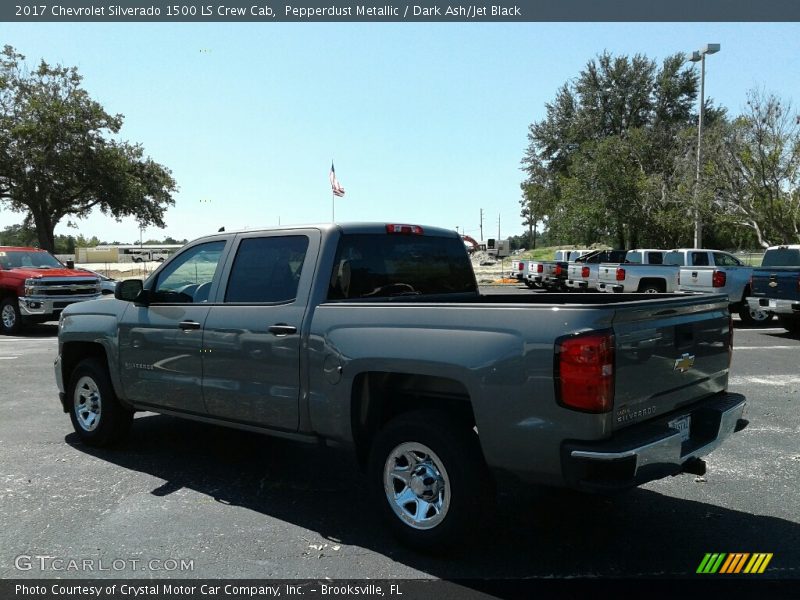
[0, 250, 63, 270]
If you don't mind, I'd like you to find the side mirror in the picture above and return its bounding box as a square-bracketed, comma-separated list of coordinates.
[115, 279, 148, 305]
[65, 260, 75, 269]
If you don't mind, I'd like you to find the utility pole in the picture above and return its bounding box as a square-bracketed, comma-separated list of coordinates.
[479, 209, 484, 242]
[497, 213, 501, 241]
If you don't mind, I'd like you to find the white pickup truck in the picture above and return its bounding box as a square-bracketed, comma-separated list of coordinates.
[566, 249, 628, 292]
[597, 249, 672, 293]
[677, 250, 773, 325]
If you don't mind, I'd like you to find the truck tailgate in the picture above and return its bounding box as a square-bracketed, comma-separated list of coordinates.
[611, 295, 730, 431]
[752, 269, 800, 300]
[598, 263, 618, 284]
[678, 266, 715, 292]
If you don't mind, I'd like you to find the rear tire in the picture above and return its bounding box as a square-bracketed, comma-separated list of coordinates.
[67, 358, 133, 446]
[639, 282, 665, 294]
[1, 297, 23, 335]
[738, 302, 774, 326]
[368, 410, 494, 552]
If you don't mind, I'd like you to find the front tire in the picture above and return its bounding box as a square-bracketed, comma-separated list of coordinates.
[1, 297, 23, 335]
[368, 410, 494, 551]
[67, 358, 133, 446]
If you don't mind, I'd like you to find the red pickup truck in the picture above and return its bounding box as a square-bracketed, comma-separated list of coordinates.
[0, 246, 101, 335]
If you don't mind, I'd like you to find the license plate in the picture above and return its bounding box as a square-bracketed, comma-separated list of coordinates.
[669, 415, 691, 442]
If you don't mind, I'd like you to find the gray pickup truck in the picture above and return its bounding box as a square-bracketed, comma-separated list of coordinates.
[54, 223, 747, 549]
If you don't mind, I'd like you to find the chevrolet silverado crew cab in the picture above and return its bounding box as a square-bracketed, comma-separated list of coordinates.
[55, 223, 747, 549]
[747, 245, 800, 335]
[0, 246, 101, 335]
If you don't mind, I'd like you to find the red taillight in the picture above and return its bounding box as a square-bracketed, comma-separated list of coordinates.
[555, 331, 615, 413]
[518, 262, 524, 271]
[555, 264, 563, 276]
[537, 264, 544, 273]
[616, 267, 626, 281]
[712, 270, 726, 288]
[581, 266, 590, 278]
[386, 224, 424, 235]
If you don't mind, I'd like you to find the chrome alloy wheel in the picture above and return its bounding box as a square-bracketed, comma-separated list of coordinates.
[1, 304, 16, 329]
[383, 442, 450, 530]
[73, 375, 102, 432]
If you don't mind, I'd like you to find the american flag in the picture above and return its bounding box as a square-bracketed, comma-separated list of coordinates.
[329, 162, 345, 197]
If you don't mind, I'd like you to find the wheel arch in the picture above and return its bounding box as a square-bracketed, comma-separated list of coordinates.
[350, 371, 476, 468]
[61, 341, 130, 409]
[637, 278, 666, 292]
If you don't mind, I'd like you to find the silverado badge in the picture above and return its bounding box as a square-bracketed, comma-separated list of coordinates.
[674, 353, 695, 373]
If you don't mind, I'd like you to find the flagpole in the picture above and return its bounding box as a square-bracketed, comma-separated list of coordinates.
[332, 189, 335, 223]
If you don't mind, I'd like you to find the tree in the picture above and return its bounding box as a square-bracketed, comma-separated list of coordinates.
[707, 89, 800, 247]
[0, 46, 177, 252]
[521, 52, 712, 248]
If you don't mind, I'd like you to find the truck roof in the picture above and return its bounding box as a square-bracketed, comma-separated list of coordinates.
[0, 246, 49, 252]
[189, 222, 460, 244]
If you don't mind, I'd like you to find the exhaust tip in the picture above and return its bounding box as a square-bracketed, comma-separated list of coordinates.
[682, 457, 707, 476]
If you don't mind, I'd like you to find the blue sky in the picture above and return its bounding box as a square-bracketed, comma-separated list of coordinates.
[2, 22, 799, 243]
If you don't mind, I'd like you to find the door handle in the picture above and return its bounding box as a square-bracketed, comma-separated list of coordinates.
[179, 320, 201, 331]
[268, 324, 297, 336]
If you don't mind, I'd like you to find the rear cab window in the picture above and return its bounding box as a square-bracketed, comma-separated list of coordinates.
[762, 248, 800, 267]
[328, 232, 477, 300]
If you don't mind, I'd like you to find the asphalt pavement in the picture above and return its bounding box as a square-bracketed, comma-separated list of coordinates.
[0, 293, 798, 583]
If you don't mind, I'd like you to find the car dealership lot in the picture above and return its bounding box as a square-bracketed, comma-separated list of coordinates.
[0, 300, 798, 581]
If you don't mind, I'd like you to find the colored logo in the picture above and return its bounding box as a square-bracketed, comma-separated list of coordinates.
[673, 353, 695, 373]
[697, 553, 773, 574]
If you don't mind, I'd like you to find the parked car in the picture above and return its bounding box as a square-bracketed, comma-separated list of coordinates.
[0, 246, 101, 335]
[676, 250, 772, 325]
[747, 245, 800, 335]
[597, 249, 672, 293]
[77, 269, 118, 295]
[566, 249, 628, 292]
[55, 223, 746, 550]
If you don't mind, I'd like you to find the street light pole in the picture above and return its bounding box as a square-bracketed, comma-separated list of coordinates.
[688, 43, 720, 249]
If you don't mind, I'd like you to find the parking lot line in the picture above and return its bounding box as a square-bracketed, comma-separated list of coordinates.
[734, 346, 799, 350]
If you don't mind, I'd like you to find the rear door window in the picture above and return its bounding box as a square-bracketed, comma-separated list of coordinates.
[225, 236, 309, 304]
[713, 252, 742, 267]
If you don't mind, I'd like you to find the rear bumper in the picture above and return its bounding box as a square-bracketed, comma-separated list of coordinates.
[598, 282, 624, 293]
[566, 280, 588, 290]
[562, 392, 747, 492]
[526, 274, 542, 284]
[748, 297, 799, 316]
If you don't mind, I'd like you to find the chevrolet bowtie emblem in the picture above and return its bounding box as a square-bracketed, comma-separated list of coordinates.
[769, 281, 778, 287]
[674, 353, 695, 373]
